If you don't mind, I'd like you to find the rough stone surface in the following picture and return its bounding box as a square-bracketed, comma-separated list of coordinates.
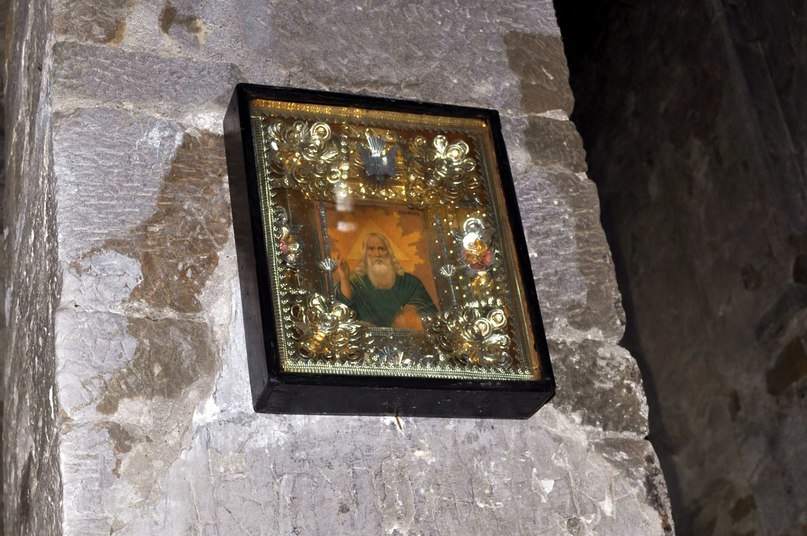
[54, 0, 132, 44]
[2, 0, 672, 534]
[1, 0, 63, 533]
[549, 339, 648, 435]
[51, 41, 243, 117]
[54, 108, 182, 260]
[505, 32, 575, 116]
[558, 0, 807, 533]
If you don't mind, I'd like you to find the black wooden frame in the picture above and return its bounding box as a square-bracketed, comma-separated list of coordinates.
[224, 84, 554, 418]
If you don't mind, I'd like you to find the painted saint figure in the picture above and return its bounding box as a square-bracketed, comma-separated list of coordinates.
[334, 232, 437, 328]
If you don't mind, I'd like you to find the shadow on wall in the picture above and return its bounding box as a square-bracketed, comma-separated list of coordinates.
[550, 1, 688, 531]
[554, 0, 807, 534]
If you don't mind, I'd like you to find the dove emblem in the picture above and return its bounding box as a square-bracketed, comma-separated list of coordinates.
[359, 132, 397, 184]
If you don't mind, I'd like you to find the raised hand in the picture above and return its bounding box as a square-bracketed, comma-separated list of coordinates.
[333, 251, 353, 299]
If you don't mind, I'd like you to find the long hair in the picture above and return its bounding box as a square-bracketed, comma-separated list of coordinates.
[354, 232, 405, 276]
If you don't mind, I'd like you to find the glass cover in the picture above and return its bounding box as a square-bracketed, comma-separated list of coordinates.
[250, 98, 541, 381]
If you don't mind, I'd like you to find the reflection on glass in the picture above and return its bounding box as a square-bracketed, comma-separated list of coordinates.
[251, 99, 540, 381]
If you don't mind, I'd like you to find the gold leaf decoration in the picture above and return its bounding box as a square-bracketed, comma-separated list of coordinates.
[423, 299, 514, 369]
[287, 293, 367, 362]
[262, 119, 352, 200]
[405, 135, 482, 206]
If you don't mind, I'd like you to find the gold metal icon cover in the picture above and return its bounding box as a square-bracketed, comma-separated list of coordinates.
[224, 84, 554, 418]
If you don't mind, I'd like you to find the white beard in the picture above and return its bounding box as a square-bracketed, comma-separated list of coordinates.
[367, 258, 396, 289]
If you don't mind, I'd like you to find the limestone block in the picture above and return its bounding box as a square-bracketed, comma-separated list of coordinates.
[550, 339, 648, 435]
[504, 32, 575, 116]
[1, 0, 62, 533]
[198, 1, 555, 112]
[524, 116, 588, 173]
[54, 108, 182, 261]
[54, 112, 232, 527]
[509, 161, 626, 343]
[62, 408, 669, 535]
[54, 310, 137, 421]
[54, 0, 132, 44]
[51, 41, 243, 118]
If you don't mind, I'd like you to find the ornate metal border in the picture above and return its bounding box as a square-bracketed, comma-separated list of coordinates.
[225, 84, 555, 417]
[248, 99, 539, 381]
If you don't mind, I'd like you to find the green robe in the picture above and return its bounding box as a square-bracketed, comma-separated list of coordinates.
[336, 273, 437, 327]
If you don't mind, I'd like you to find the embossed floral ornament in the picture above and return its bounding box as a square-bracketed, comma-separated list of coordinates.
[406, 134, 480, 204]
[424, 299, 513, 369]
[263, 119, 351, 198]
[288, 293, 365, 362]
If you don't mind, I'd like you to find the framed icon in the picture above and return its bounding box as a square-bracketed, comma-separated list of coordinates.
[224, 84, 554, 418]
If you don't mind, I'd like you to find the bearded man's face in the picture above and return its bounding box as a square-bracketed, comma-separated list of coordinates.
[365, 235, 395, 289]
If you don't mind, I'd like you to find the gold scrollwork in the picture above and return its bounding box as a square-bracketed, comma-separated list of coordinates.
[251, 110, 535, 379]
[259, 116, 486, 208]
[405, 134, 482, 206]
[262, 119, 352, 199]
[287, 293, 368, 362]
[423, 298, 515, 370]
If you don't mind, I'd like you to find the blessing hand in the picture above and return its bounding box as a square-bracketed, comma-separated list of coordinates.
[333, 251, 353, 300]
[332, 251, 351, 283]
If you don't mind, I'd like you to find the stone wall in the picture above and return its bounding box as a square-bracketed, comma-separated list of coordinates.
[1, 0, 63, 534]
[557, 0, 807, 534]
[1, 0, 672, 533]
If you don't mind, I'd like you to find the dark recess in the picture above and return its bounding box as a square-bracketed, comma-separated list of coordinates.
[552, 0, 685, 530]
